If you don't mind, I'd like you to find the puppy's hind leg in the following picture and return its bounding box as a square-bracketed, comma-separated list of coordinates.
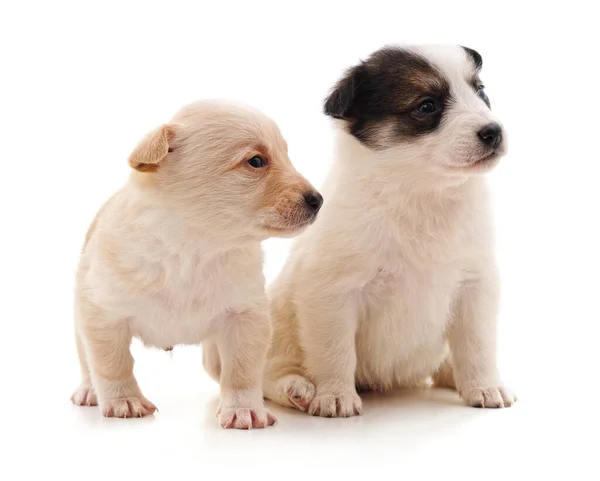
[263, 360, 316, 413]
[202, 341, 221, 383]
[262, 297, 315, 412]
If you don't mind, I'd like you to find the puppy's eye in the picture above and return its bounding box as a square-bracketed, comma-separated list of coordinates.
[247, 156, 268, 168]
[477, 85, 490, 104]
[416, 100, 437, 114]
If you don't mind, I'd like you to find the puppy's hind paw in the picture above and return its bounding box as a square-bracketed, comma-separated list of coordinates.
[71, 383, 98, 406]
[461, 386, 517, 408]
[218, 407, 277, 429]
[284, 375, 316, 411]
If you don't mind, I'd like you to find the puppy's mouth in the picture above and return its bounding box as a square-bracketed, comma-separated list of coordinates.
[455, 148, 505, 171]
[473, 150, 499, 165]
[260, 215, 317, 236]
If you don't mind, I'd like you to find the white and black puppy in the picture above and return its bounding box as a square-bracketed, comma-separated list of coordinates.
[263, 44, 516, 417]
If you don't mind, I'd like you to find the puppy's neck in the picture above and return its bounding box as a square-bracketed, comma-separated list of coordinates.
[124, 178, 261, 257]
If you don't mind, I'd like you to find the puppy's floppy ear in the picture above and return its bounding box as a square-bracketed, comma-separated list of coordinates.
[128, 124, 175, 172]
[323, 65, 364, 120]
[461, 46, 483, 70]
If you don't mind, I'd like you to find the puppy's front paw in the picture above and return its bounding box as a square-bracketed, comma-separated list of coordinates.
[71, 383, 98, 406]
[101, 396, 157, 418]
[308, 391, 362, 418]
[461, 386, 516, 408]
[217, 406, 277, 429]
[95, 378, 157, 418]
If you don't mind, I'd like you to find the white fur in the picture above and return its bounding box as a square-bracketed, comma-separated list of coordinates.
[263, 45, 516, 416]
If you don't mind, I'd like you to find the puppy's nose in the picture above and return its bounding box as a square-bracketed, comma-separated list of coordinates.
[477, 123, 502, 148]
[304, 192, 323, 214]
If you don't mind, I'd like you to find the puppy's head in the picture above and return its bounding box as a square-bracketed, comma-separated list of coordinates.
[324, 45, 506, 176]
[128, 100, 321, 239]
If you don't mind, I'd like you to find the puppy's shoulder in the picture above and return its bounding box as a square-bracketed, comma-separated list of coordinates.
[82, 190, 123, 253]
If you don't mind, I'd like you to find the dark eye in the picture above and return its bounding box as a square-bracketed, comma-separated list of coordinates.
[416, 100, 437, 114]
[247, 156, 268, 168]
[477, 85, 490, 104]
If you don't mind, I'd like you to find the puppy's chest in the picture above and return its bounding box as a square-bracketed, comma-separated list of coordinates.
[357, 215, 470, 348]
[355, 261, 459, 384]
[365, 261, 461, 319]
[129, 253, 248, 346]
[387, 209, 470, 267]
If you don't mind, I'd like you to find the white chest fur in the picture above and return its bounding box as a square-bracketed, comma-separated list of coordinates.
[83, 237, 265, 350]
[355, 258, 461, 389]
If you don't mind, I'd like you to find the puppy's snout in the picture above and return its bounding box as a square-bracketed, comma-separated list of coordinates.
[303, 191, 323, 214]
[477, 123, 503, 149]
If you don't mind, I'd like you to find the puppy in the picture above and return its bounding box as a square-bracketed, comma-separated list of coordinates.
[263, 45, 516, 416]
[70, 99, 322, 428]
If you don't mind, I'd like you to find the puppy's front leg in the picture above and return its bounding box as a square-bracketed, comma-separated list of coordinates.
[299, 293, 362, 417]
[449, 269, 516, 408]
[70, 325, 98, 406]
[216, 308, 277, 429]
[79, 310, 157, 418]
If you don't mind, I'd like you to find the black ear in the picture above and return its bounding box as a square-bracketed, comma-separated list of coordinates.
[323, 65, 364, 119]
[461, 46, 483, 70]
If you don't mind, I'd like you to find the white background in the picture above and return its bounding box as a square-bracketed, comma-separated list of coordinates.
[1, 1, 599, 479]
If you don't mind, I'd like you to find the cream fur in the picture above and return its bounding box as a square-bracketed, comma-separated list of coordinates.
[263, 45, 516, 417]
[70, 99, 319, 429]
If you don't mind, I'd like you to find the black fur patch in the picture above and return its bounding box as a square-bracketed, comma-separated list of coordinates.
[324, 47, 451, 148]
[461, 47, 490, 108]
[461, 46, 483, 70]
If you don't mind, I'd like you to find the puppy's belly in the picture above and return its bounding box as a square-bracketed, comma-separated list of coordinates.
[128, 300, 219, 349]
[354, 276, 454, 390]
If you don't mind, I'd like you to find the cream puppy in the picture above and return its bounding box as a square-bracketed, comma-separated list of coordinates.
[70, 99, 322, 429]
[263, 45, 516, 416]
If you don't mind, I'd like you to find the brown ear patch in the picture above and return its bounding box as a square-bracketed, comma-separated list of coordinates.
[128, 124, 175, 172]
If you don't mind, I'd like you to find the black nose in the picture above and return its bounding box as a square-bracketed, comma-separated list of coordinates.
[477, 123, 503, 148]
[304, 192, 323, 214]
